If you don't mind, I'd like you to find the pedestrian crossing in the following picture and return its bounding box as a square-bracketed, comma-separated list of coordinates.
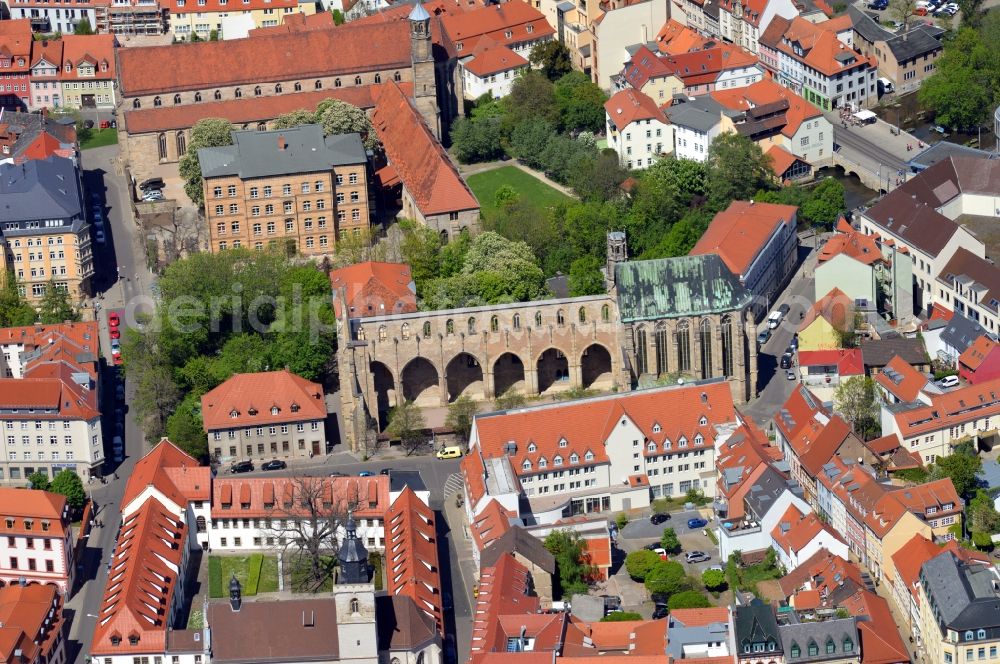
[443, 472, 464, 497]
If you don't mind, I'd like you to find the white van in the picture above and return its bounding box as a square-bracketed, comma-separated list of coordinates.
[878, 77, 895, 94]
[767, 311, 784, 329]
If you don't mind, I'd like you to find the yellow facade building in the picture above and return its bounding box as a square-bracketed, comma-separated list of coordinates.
[166, 0, 314, 40]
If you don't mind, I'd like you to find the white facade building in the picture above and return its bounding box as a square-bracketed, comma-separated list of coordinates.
[604, 87, 672, 169]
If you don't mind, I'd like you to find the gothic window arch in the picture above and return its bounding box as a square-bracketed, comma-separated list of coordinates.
[153, 96, 162, 107]
[374, 73, 381, 83]
[275, 83, 282, 94]
[720, 315, 734, 378]
[194, 91, 202, 102]
[636, 327, 648, 375]
[446, 319, 454, 335]
[490, 316, 499, 332]
[254, 86, 262, 96]
[401, 323, 410, 340]
[513, 314, 521, 329]
[601, 304, 610, 321]
[654, 325, 668, 376]
[173, 93, 181, 104]
[467, 317, 476, 334]
[334, 78, 342, 88]
[157, 133, 167, 160]
[393, 71, 402, 82]
[257, 122, 266, 132]
[676, 320, 691, 373]
[132, 98, 140, 109]
[294, 82, 302, 92]
[235, 88, 242, 98]
[378, 325, 387, 341]
[699, 318, 713, 378]
[354, 75, 362, 85]
[315, 80, 322, 90]
[422, 321, 431, 338]
[214, 90, 222, 100]
[175, 131, 186, 155]
[556, 310, 565, 326]
[578, 307, 586, 323]
[350, 597, 359, 614]
[535, 311, 542, 327]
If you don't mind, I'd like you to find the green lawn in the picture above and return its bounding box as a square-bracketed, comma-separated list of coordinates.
[467, 165, 573, 217]
[80, 128, 118, 150]
[208, 554, 279, 598]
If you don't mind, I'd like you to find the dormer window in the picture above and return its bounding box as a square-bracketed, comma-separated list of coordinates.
[664, 439, 672, 450]
[554, 455, 563, 466]
[270, 406, 279, 415]
[569, 453, 579, 463]
[585, 451, 594, 461]
[966, 631, 975, 641]
[111, 636, 121, 647]
[652, 423, 661, 433]
[678, 437, 687, 448]
[559, 438, 568, 448]
[248, 407, 258, 416]
[64, 63, 71, 72]
[538, 457, 547, 469]
[23, 520, 32, 530]
[290, 403, 300, 413]
[230, 409, 239, 419]
[527, 442, 537, 453]
[699, 416, 708, 425]
[694, 434, 704, 445]
[648, 442, 656, 452]
[128, 635, 139, 646]
[522, 460, 532, 471]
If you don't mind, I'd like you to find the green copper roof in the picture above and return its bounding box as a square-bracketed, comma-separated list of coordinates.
[615, 254, 752, 322]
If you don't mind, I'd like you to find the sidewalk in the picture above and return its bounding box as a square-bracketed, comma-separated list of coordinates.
[825, 109, 924, 163]
[442, 490, 478, 660]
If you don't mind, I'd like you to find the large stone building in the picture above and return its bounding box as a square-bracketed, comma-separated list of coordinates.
[337, 235, 758, 451]
[199, 125, 371, 255]
[116, 6, 441, 177]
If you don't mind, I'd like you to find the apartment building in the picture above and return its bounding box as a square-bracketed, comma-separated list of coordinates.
[848, 6, 942, 95]
[0, 322, 103, 484]
[0, 20, 33, 111]
[717, 0, 799, 54]
[200, 125, 369, 256]
[0, 156, 94, 304]
[0, 111, 77, 165]
[58, 35, 117, 110]
[769, 503, 848, 570]
[94, 1, 166, 36]
[201, 369, 327, 464]
[0, 488, 74, 592]
[663, 96, 732, 162]
[690, 200, 798, 322]
[0, 583, 67, 664]
[460, 42, 530, 100]
[164, 0, 315, 40]
[617, 42, 764, 100]
[468, 382, 742, 522]
[604, 87, 672, 170]
[759, 15, 877, 110]
[4, 0, 98, 36]
[589, 0, 670, 91]
[918, 550, 1000, 664]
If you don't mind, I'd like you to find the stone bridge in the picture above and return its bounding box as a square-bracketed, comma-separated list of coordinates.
[338, 295, 627, 430]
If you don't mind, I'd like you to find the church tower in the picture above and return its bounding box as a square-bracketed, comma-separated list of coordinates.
[334, 514, 378, 664]
[606, 231, 628, 287]
[409, 3, 441, 139]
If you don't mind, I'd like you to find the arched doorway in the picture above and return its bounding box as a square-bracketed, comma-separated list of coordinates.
[371, 361, 396, 429]
[445, 352, 484, 401]
[401, 357, 439, 405]
[493, 353, 525, 398]
[537, 348, 569, 395]
[581, 344, 612, 389]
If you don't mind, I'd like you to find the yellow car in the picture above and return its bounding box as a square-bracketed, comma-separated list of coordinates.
[435, 446, 463, 459]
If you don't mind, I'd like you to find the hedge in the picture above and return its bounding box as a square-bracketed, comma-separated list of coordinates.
[246, 553, 264, 595]
[208, 557, 223, 598]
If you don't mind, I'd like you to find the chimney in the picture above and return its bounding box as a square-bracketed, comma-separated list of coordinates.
[277, 135, 287, 150]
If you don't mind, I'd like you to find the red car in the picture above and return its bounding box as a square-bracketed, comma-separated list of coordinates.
[113, 354, 123, 365]
[109, 329, 120, 339]
[108, 313, 120, 328]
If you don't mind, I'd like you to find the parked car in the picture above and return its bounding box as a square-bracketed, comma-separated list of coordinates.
[109, 329, 120, 339]
[379, 468, 391, 476]
[767, 310, 785, 329]
[329, 471, 347, 477]
[108, 312, 120, 327]
[230, 460, 254, 473]
[780, 353, 793, 369]
[685, 551, 711, 563]
[115, 384, 125, 400]
[778, 303, 790, 316]
[652, 604, 669, 620]
[436, 446, 463, 459]
[95, 229, 105, 244]
[687, 517, 708, 529]
[142, 189, 164, 202]
[651, 512, 671, 524]
[786, 370, 797, 381]
[937, 375, 959, 388]
[261, 460, 287, 471]
[757, 329, 771, 345]
[600, 595, 622, 613]
[358, 470, 374, 477]
[653, 547, 669, 560]
[442, 592, 453, 611]
[139, 177, 164, 191]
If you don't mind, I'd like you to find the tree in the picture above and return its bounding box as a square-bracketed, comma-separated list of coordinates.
[554, 71, 608, 133]
[37, 282, 80, 324]
[705, 133, 774, 209]
[799, 178, 845, 228]
[209, 29, 219, 40]
[967, 489, 1000, 534]
[888, 0, 916, 30]
[73, 17, 94, 34]
[179, 118, 235, 206]
[602, 612, 644, 621]
[27, 471, 50, 490]
[450, 117, 504, 164]
[702, 568, 727, 590]
[930, 451, 982, 499]
[833, 376, 879, 435]
[166, 393, 207, 460]
[508, 118, 555, 169]
[49, 470, 85, 510]
[317, 99, 379, 150]
[568, 255, 606, 296]
[615, 512, 629, 529]
[132, 362, 181, 443]
[569, 150, 629, 202]
[625, 550, 662, 580]
[644, 560, 689, 596]
[529, 40, 573, 81]
[445, 396, 478, 447]
[331, 8, 345, 23]
[386, 400, 426, 455]
[504, 72, 560, 129]
[0, 273, 38, 328]
[262, 476, 355, 591]
[660, 527, 681, 554]
[544, 529, 593, 598]
[919, 63, 991, 130]
[273, 108, 319, 129]
[668, 590, 711, 609]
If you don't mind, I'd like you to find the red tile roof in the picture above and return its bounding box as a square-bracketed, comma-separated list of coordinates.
[0, 20, 33, 74]
[668, 607, 730, 626]
[582, 536, 612, 570]
[248, 10, 335, 36]
[791, 588, 821, 610]
[470, 499, 516, 552]
[90, 497, 186, 655]
[473, 383, 737, 481]
[818, 229, 884, 267]
[689, 200, 797, 276]
[120, 439, 209, 512]
[839, 590, 910, 664]
[59, 34, 116, 81]
[17, 131, 74, 162]
[655, 19, 709, 55]
[770, 16, 875, 78]
[330, 261, 417, 319]
[892, 478, 961, 517]
[796, 349, 864, 376]
[0, 584, 62, 664]
[0, 488, 69, 538]
[770, 503, 844, 556]
[661, 43, 760, 85]
[211, 475, 388, 518]
[470, 554, 541, 655]
[892, 375, 1000, 438]
[873, 355, 928, 403]
[463, 40, 529, 77]
[778, 548, 865, 598]
[866, 433, 902, 455]
[711, 74, 821, 140]
[604, 88, 665, 131]
[385, 487, 444, 634]
[118, 20, 412, 96]
[200, 369, 325, 430]
[440, 2, 554, 52]
[774, 384, 828, 445]
[123, 85, 401, 134]
[799, 287, 853, 333]
[959, 334, 997, 371]
[766, 145, 805, 178]
[371, 82, 479, 216]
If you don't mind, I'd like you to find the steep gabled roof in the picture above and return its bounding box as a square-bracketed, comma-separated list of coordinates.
[689, 200, 797, 276]
[604, 88, 665, 131]
[839, 590, 911, 664]
[330, 261, 417, 319]
[960, 334, 998, 370]
[120, 439, 209, 512]
[384, 487, 444, 634]
[200, 369, 326, 430]
[874, 355, 928, 403]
